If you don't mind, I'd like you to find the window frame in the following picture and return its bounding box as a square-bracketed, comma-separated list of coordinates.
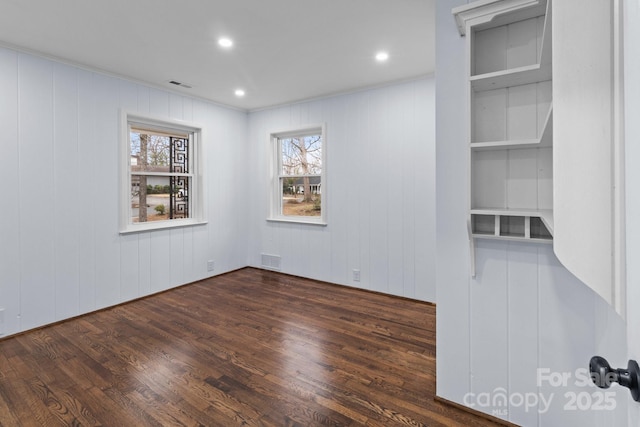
[119, 111, 206, 234]
[268, 124, 327, 226]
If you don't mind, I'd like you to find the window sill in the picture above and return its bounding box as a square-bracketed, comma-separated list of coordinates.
[267, 217, 327, 226]
[119, 219, 208, 234]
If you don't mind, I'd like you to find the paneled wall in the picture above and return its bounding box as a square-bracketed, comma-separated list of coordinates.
[624, 0, 640, 425]
[246, 79, 436, 301]
[0, 47, 435, 338]
[436, 2, 629, 426]
[0, 47, 249, 337]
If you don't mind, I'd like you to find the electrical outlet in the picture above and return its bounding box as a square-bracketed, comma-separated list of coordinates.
[207, 260, 215, 272]
[352, 269, 361, 282]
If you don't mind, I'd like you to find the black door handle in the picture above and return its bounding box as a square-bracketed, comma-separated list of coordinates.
[589, 356, 640, 402]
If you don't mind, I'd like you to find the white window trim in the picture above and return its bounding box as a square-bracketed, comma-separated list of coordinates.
[119, 111, 207, 234]
[268, 124, 327, 226]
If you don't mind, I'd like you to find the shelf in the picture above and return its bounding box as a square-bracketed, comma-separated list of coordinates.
[471, 233, 553, 244]
[471, 138, 539, 150]
[471, 104, 552, 150]
[471, 207, 551, 218]
[471, 63, 551, 92]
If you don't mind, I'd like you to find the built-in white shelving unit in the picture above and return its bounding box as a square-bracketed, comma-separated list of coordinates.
[453, 0, 553, 249]
[455, 0, 623, 313]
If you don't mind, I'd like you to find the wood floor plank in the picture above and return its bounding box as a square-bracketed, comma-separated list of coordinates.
[0, 268, 511, 426]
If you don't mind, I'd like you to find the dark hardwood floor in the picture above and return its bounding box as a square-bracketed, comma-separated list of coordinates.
[0, 268, 508, 426]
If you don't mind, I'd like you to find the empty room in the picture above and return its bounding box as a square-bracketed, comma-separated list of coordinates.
[1, 1, 639, 426]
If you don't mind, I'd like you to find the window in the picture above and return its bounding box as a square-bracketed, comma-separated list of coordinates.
[269, 125, 326, 225]
[120, 113, 205, 233]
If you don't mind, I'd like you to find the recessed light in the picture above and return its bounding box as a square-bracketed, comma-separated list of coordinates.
[375, 51, 389, 62]
[218, 37, 233, 48]
[235, 89, 245, 97]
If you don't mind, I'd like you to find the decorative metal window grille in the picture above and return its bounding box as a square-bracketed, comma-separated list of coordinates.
[169, 137, 189, 219]
[128, 128, 194, 224]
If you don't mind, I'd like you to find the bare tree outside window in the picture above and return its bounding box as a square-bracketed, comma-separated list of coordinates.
[279, 134, 322, 217]
[130, 133, 171, 222]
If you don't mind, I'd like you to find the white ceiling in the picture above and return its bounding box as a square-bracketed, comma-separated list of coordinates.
[0, 0, 435, 111]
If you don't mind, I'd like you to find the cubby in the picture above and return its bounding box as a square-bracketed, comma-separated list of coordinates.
[470, 209, 552, 243]
[454, 0, 553, 245]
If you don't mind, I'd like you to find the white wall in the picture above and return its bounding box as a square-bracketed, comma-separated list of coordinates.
[0, 46, 435, 337]
[624, 0, 640, 424]
[246, 78, 436, 301]
[436, 1, 629, 426]
[0, 47, 249, 337]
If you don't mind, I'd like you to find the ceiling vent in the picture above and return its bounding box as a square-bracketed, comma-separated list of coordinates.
[168, 80, 192, 89]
